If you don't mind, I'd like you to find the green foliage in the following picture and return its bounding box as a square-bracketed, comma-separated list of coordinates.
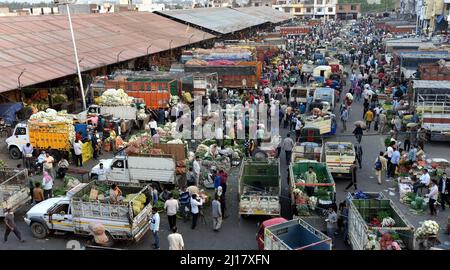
[376, 210, 391, 221]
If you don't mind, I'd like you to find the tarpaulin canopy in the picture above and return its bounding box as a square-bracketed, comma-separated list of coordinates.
[0, 102, 23, 125]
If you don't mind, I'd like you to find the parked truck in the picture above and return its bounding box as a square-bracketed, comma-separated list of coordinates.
[324, 142, 356, 180]
[24, 181, 152, 242]
[346, 192, 416, 250]
[90, 154, 177, 188]
[238, 159, 280, 217]
[0, 168, 29, 217]
[184, 61, 262, 89]
[84, 105, 138, 121]
[289, 161, 335, 219]
[6, 120, 92, 161]
[415, 93, 450, 142]
[256, 217, 332, 250]
[291, 127, 323, 163]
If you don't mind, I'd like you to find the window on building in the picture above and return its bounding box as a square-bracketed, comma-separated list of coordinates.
[326, 0, 330, 4]
[317, 0, 323, 4]
[306, 7, 312, 13]
[317, 8, 323, 12]
[339, 5, 343, 10]
[328, 7, 333, 12]
[351, 5, 356, 10]
[295, 8, 301, 12]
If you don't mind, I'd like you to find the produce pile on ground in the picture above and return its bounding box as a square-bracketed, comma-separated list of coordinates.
[53, 175, 82, 197]
[416, 220, 439, 239]
[29, 109, 76, 144]
[98, 89, 134, 106]
[402, 192, 428, 213]
[0, 160, 6, 169]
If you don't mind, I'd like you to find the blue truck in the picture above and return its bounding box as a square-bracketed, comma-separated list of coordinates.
[257, 218, 332, 250]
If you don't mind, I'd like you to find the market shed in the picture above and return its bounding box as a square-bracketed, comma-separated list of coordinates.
[231, 6, 294, 24]
[154, 7, 268, 35]
[0, 12, 215, 94]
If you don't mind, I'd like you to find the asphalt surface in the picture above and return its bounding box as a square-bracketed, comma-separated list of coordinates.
[1, 70, 450, 250]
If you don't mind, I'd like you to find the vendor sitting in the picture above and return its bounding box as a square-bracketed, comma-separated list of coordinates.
[109, 184, 123, 203]
[413, 169, 430, 194]
[304, 166, 318, 197]
[57, 157, 69, 179]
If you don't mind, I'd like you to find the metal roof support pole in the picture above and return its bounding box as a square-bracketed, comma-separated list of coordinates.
[62, 1, 87, 111]
[18, 68, 26, 102]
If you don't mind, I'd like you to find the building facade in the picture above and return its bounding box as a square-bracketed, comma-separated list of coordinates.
[271, 0, 336, 19]
[335, 3, 361, 20]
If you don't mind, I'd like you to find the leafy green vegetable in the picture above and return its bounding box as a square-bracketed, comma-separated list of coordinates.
[376, 210, 391, 221]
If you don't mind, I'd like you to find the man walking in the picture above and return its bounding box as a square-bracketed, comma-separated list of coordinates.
[364, 109, 374, 131]
[3, 208, 24, 243]
[73, 140, 83, 167]
[190, 194, 203, 230]
[282, 133, 295, 165]
[355, 144, 363, 169]
[150, 207, 160, 249]
[340, 106, 349, 132]
[438, 173, 450, 211]
[164, 193, 179, 230]
[167, 227, 184, 250]
[212, 194, 222, 232]
[22, 143, 33, 170]
[389, 147, 401, 179]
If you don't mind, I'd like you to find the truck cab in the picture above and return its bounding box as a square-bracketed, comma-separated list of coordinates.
[256, 217, 287, 250]
[6, 122, 30, 159]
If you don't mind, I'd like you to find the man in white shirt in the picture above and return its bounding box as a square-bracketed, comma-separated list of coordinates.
[73, 140, 83, 167]
[193, 157, 201, 186]
[149, 118, 157, 136]
[414, 169, 431, 194]
[190, 194, 203, 230]
[167, 226, 184, 250]
[294, 117, 303, 141]
[164, 193, 179, 230]
[95, 163, 107, 181]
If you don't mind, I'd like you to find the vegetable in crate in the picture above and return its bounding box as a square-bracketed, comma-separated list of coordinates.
[381, 217, 395, 227]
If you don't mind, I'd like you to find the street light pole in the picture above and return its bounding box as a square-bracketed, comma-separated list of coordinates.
[188, 34, 195, 45]
[57, 0, 87, 111]
[18, 68, 26, 102]
[146, 43, 152, 70]
[169, 39, 173, 59]
[117, 49, 125, 66]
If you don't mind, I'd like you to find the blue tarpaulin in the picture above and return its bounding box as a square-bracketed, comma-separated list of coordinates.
[0, 103, 23, 125]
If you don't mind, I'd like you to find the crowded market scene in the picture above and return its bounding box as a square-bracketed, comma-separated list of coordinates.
[0, 3, 449, 252]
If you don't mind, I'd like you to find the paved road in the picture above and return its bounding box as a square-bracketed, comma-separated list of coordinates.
[1, 78, 449, 250]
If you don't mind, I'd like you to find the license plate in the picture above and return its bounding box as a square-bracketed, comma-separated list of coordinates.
[254, 210, 266, 215]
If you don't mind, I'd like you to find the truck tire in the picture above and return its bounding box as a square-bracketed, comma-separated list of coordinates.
[252, 149, 268, 160]
[31, 222, 48, 239]
[9, 146, 21, 160]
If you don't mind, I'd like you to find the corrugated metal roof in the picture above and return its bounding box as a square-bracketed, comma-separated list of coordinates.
[232, 7, 294, 23]
[0, 12, 215, 93]
[156, 7, 268, 34]
[413, 80, 450, 89]
[400, 51, 450, 59]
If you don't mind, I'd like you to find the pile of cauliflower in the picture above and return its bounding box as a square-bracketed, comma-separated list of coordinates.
[416, 220, 440, 238]
[98, 89, 134, 106]
[29, 109, 75, 144]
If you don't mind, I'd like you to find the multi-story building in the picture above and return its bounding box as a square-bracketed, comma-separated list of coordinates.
[335, 3, 361, 20]
[272, 0, 336, 19]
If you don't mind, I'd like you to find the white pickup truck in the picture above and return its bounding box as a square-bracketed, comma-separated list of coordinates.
[24, 182, 152, 242]
[0, 168, 30, 217]
[91, 154, 177, 187]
